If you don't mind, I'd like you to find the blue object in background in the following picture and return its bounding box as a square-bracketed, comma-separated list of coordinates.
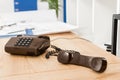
[14, 0, 37, 12]
[63, 0, 67, 23]
[25, 28, 34, 35]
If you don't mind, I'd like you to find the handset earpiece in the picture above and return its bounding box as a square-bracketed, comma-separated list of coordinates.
[78, 55, 107, 72]
[89, 57, 107, 72]
[57, 51, 73, 64]
[57, 51, 81, 64]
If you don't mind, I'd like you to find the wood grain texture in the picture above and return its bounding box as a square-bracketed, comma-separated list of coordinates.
[0, 32, 120, 80]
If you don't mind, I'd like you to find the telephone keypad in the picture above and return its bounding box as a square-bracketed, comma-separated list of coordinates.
[14, 37, 33, 47]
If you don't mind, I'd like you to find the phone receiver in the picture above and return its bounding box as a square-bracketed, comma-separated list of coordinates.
[57, 51, 107, 73]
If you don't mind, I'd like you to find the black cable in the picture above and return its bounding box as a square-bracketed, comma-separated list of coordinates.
[51, 45, 62, 51]
[46, 36, 90, 59]
[45, 50, 57, 59]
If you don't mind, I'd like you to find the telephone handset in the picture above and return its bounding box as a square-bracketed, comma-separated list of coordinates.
[5, 35, 50, 56]
[46, 45, 107, 73]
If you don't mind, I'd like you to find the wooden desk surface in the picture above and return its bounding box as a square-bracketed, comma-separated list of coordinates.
[0, 32, 120, 80]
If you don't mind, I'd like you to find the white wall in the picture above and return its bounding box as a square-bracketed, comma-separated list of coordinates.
[58, 0, 64, 21]
[66, 0, 117, 49]
[0, 0, 14, 13]
[66, 0, 77, 25]
[93, 0, 116, 48]
[66, 0, 93, 41]
[77, 0, 93, 40]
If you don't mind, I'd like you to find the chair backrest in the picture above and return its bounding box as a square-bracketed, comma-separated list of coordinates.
[111, 14, 120, 56]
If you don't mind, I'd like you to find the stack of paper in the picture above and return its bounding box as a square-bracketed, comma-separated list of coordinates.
[0, 10, 78, 38]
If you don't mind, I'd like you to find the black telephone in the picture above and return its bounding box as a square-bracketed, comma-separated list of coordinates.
[5, 35, 50, 56]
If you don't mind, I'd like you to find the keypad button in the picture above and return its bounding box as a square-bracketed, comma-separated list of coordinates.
[14, 37, 33, 47]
